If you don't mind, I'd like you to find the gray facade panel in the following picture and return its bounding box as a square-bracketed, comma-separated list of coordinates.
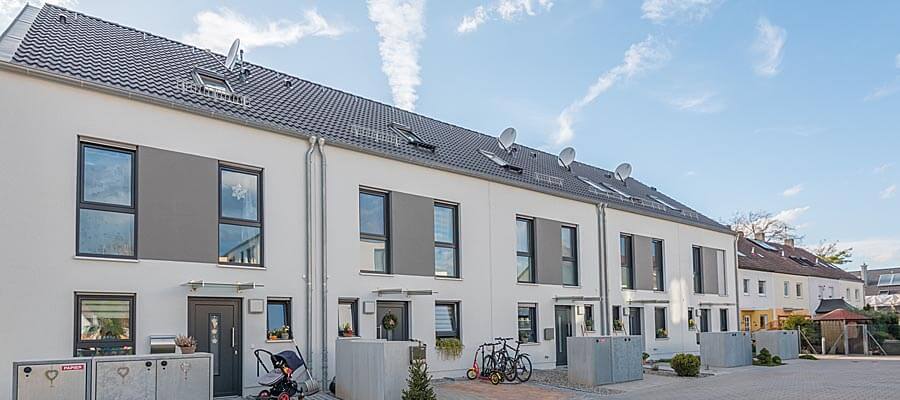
[702, 247, 721, 295]
[536, 218, 563, 285]
[390, 192, 434, 277]
[633, 235, 654, 291]
[137, 146, 218, 263]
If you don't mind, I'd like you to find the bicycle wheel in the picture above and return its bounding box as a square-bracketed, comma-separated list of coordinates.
[515, 355, 532, 382]
[498, 355, 517, 382]
[482, 357, 496, 377]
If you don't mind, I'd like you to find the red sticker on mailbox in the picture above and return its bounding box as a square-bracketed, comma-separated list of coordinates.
[61, 364, 85, 371]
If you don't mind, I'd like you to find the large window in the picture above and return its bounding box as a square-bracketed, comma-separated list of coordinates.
[719, 309, 728, 331]
[651, 239, 664, 291]
[266, 299, 292, 340]
[74, 293, 135, 356]
[654, 307, 668, 339]
[692, 246, 703, 293]
[77, 143, 136, 258]
[435, 302, 460, 339]
[517, 304, 537, 343]
[338, 299, 358, 337]
[218, 165, 262, 266]
[562, 226, 578, 286]
[434, 203, 459, 277]
[360, 190, 389, 273]
[621, 235, 634, 289]
[516, 218, 535, 283]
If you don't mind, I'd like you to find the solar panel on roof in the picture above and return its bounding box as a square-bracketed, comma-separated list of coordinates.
[577, 176, 611, 193]
[599, 182, 632, 199]
[648, 194, 681, 211]
[748, 239, 779, 251]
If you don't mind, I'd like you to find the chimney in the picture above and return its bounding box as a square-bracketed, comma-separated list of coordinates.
[736, 231, 745, 240]
[753, 232, 765, 241]
[783, 238, 795, 249]
[860, 263, 869, 285]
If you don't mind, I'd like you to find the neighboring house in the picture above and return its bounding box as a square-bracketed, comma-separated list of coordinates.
[851, 265, 900, 310]
[0, 5, 738, 397]
[737, 235, 864, 331]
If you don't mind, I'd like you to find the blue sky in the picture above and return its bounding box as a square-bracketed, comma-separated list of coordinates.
[3, 0, 898, 269]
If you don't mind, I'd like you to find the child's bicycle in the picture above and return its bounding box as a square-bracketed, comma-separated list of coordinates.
[465, 342, 504, 385]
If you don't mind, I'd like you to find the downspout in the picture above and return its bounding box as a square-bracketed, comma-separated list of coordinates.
[317, 138, 329, 389]
[733, 234, 741, 331]
[597, 203, 610, 335]
[305, 136, 317, 372]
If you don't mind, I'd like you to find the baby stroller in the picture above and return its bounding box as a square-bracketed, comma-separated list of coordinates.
[254, 341, 319, 399]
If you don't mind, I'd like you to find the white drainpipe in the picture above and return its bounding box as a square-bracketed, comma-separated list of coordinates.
[316, 138, 329, 389]
[305, 136, 317, 371]
[597, 203, 610, 335]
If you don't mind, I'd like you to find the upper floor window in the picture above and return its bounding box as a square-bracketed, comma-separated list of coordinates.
[651, 239, 664, 291]
[796, 283, 802, 297]
[359, 190, 389, 273]
[218, 165, 262, 266]
[434, 203, 459, 278]
[621, 235, 634, 289]
[77, 142, 136, 258]
[846, 288, 851, 299]
[516, 218, 535, 283]
[742, 279, 750, 294]
[692, 246, 703, 293]
[855, 288, 860, 300]
[562, 226, 578, 286]
[784, 281, 790, 297]
[74, 293, 135, 356]
[758, 280, 766, 296]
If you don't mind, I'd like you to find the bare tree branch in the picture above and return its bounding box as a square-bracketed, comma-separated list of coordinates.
[812, 239, 853, 265]
[722, 210, 804, 243]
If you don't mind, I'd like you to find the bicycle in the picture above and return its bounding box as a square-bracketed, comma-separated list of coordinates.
[466, 342, 503, 385]
[493, 337, 533, 382]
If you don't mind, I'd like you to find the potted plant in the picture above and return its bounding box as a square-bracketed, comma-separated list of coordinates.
[435, 338, 464, 360]
[175, 335, 197, 354]
[268, 330, 278, 340]
[613, 319, 624, 332]
[280, 326, 291, 340]
[585, 319, 595, 332]
[688, 319, 696, 330]
[341, 322, 354, 337]
[656, 328, 668, 339]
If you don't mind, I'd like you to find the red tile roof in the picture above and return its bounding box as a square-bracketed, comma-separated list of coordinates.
[813, 309, 871, 322]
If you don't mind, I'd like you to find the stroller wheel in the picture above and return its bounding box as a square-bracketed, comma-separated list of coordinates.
[466, 368, 477, 380]
[257, 390, 271, 399]
[277, 393, 291, 400]
[490, 372, 502, 385]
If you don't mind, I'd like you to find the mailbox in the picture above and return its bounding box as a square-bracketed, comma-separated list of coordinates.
[149, 335, 176, 354]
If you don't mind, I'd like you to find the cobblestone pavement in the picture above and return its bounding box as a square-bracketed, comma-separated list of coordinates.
[435, 358, 900, 400]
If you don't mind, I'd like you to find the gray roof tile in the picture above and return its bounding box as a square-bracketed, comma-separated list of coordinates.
[3, 4, 728, 231]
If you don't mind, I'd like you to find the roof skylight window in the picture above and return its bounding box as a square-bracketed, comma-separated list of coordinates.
[748, 238, 779, 251]
[193, 69, 232, 94]
[479, 149, 522, 173]
[648, 194, 681, 211]
[599, 181, 633, 199]
[577, 176, 612, 194]
[389, 122, 436, 151]
[877, 274, 900, 287]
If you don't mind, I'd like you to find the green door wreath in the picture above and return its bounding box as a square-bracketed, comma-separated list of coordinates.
[382, 312, 398, 331]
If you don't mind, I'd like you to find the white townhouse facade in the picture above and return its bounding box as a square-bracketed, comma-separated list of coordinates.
[0, 5, 738, 398]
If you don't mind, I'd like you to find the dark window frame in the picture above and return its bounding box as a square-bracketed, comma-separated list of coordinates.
[692, 246, 703, 293]
[338, 298, 359, 337]
[434, 202, 460, 278]
[266, 298, 292, 339]
[359, 188, 391, 274]
[719, 308, 728, 331]
[73, 293, 136, 357]
[562, 225, 579, 286]
[517, 304, 538, 343]
[612, 305, 623, 331]
[654, 307, 668, 339]
[583, 304, 595, 332]
[620, 234, 635, 289]
[193, 67, 233, 94]
[435, 301, 461, 339]
[76, 142, 138, 259]
[651, 239, 665, 291]
[516, 217, 536, 283]
[218, 164, 264, 267]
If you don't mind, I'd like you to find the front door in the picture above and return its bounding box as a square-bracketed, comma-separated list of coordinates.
[555, 306, 572, 366]
[627, 307, 643, 336]
[188, 297, 242, 397]
[377, 301, 409, 341]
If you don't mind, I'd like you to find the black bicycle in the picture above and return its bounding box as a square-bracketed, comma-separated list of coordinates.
[494, 337, 533, 382]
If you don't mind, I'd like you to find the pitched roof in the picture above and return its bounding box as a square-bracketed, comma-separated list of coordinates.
[0, 4, 730, 233]
[813, 308, 870, 322]
[737, 238, 862, 282]
[814, 298, 855, 314]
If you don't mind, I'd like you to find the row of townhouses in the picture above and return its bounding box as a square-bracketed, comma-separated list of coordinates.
[0, 5, 740, 398]
[736, 236, 864, 331]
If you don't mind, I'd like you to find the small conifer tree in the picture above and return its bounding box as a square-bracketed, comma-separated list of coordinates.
[402, 360, 437, 400]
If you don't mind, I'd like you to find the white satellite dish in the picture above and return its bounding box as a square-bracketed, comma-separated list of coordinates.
[615, 162, 632, 182]
[224, 39, 241, 71]
[498, 128, 517, 153]
[558, 147, 576, 169]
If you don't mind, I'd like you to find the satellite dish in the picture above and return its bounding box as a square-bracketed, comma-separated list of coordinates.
[498, 128, 517, 152]
[615, 162, 632, 182]
[224, 39, 241, 71]
[558, 147, 576, 169]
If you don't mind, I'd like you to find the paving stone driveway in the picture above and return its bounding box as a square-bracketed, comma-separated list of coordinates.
[434, 359, 900, 400]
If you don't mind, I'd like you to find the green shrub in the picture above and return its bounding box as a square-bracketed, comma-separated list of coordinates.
[670, 353, 700, 377]
[642, 352, 650, 361]
[799, 354, 818, 360]
[771, 356, 782, 365]
[756, 348, 772, 364]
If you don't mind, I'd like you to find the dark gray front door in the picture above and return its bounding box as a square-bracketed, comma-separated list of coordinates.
[628, 307, 643, 336]
[555, 305, 572, 366]
[188, 297, 241, 397]
[377, 301, 409, 341]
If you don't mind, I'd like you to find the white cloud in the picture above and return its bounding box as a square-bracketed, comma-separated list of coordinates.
[782, 184, 803, 197]
[895, 53, 900, 69]
[752, 17, 786, 77]
[874, 163, 893, 174]
[865, 78, 900, 101]
[684, 170, 697, 177]
[772, 206, 810, 224]
[667, 92, 724, 113]
[881, 184, 897, 200]
[1, 0, 77, 31]
[457, 0, 553, 34]
[553, 36, 669, 146]
[640, 0, 720, 24]
[182, 8, 344, 53]
[367, 0, 426, 111]
[844, 238, 900, 266]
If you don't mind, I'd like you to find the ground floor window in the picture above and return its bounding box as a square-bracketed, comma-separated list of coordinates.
[687, 307, 696, 330]
[719, 309, 728, 331]
[435, 302, 460, 339]
[612, 305, 623, 331]
[338, 299, 359, 337]
[584, 304, 595, 332]
[518, 304, 537, 343]
[654, 307, 668, 338]
[267, 298, 292, 340]
[743, 315, 751, 331]
[74, 293, 135, 357]
[760, 314, 768, 329]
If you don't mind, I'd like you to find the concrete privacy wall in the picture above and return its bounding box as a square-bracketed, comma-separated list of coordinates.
[699, 332, 752, 368]
[335, 340, 412, 400]
[753, 330, 799, 360]
[567, 336, 642, 386]
[389, 191, 435, 277]
[137, 146, 219, 263]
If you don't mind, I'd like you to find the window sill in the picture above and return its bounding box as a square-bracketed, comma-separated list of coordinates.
[73, 255, 139, 263]
[562, 285, 581, 289]
[360, 271, 393, 277]
[519, 342, 540, 346]
[434, 276, 462, 281]
[337, 336, 360, 340]
[218, 264, 265, 270]
[517, 282, 539, 286]
[655, 337, 670, 341]
[266, 339, 294, 343]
